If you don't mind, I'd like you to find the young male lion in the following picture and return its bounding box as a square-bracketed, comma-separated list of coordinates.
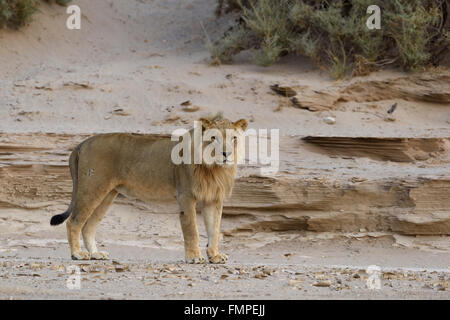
[50, 115, 248, 264]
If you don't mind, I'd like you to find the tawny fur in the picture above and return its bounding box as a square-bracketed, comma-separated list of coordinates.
[192, 164, 236, 203]
[50, 116, 248, 264]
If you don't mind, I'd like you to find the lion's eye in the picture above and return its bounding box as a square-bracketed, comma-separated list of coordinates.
[211, 136, 216, 141]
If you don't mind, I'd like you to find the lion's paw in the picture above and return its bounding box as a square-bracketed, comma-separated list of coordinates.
[208, 253, 228, 264]
[90, 251, 110, 260]
[186, 256, 206, 264]
[71, 251, 91, 260]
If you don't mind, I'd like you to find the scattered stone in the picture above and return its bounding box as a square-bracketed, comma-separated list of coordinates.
[30, 263, 43, 271]
[163, 113, 181, 123]
[262, 268, 273, 276]
[148, 52, 165, 57]
[313, 280, 332, 287]
[383, 272, 400, 280]
[112, 108, 131, 116]
[51, 264, 65, 272]
[433, 281, 448, 291]
[182, 105, 200, 113]
[290, 97, 319, 111]
[34, 85, 53, 91]
[63, 81, 93, 90]
[270, 84, 297, 97]
[289, 279, 302, 289]
[115, 265, 130, 273]
[323, 116, 336, 125]
[422, 283, 433, 289]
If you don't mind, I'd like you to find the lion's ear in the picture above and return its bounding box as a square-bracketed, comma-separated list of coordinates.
[199, 118, 212, 130]
[234, 119, 248, 131]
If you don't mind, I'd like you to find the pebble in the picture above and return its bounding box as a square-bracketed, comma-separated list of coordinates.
[313, 280, 332, 287]
[323, 116, 336, 125]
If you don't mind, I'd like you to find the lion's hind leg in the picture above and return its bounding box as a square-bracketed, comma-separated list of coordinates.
[67, 187, 114, 260]
[82, 190, 118, 260]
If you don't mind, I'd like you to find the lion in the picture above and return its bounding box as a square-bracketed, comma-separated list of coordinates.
[50, 115, 248, 264]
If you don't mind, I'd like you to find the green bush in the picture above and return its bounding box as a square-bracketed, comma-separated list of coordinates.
[212, 0, 449, 78]
[0, 0, 37, 28]
[0, 0, 71, 29]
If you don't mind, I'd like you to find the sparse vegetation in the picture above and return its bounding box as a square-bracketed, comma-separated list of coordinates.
[212, 0, 449, 78]
[0, 0, 36, 28]
[0, 0, 71, 29]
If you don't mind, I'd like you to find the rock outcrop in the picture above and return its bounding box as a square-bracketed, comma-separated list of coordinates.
[1, 133, 449, 236]
[291, 71, 450, 111]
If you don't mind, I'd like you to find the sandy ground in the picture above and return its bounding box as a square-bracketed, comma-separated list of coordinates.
[1, 203, 449, 299]
[1, 0, 449, 137]
[0, 0, 449, 299]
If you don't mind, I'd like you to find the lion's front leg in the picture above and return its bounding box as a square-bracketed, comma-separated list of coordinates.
[202, 201, 228, 264]
[178, 195, 205, 264]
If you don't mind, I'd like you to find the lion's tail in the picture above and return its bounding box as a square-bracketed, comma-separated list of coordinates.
[50, 145, 80, 226]
[50, 207, 72, 226]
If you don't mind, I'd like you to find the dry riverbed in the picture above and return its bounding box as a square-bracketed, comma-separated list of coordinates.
[0, 0, 449, 300]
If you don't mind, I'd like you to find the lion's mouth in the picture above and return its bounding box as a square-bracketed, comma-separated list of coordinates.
[220, 159, 234, 167]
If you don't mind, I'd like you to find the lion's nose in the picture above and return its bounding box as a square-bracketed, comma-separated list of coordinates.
[223, 152, 231, 158]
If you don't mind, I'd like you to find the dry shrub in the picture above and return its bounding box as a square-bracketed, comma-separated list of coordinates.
[0, 0, 71, 29]
[212, 0, 449, 78]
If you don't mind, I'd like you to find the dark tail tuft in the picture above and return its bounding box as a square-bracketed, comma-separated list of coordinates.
[50, 210, 71, 226]
[51, 144, 79, 226]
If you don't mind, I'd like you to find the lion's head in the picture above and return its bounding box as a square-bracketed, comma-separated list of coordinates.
[197, 114, 248, 168]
